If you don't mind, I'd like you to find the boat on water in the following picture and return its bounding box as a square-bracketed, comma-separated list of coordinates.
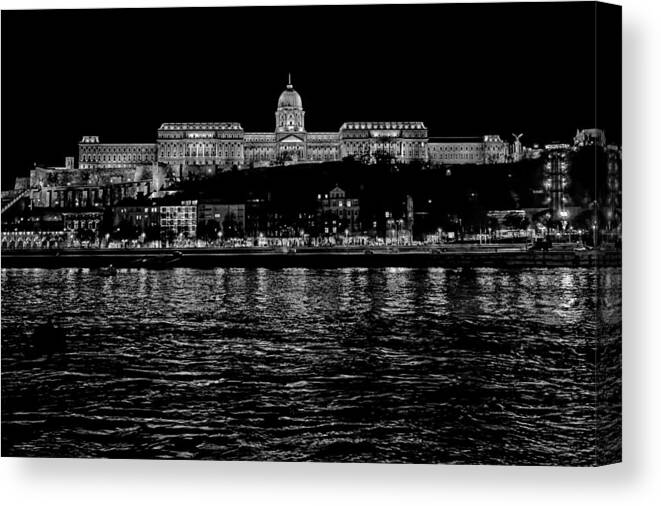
[129, 256, 149, 267]
[97, 265, 118, 276]
[135, 250, 184, 269]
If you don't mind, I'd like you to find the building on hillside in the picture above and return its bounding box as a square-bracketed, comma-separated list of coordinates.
[427, 135, 510, 165]
[318, 186, 361, 235]
[23, 77, 524, 210]
[338, 122, 428, 163]
[482, 135, 510, 164]
[78, 137, 158, 169]
[29, 161, 162, 210]
[427, 137, 484, 165]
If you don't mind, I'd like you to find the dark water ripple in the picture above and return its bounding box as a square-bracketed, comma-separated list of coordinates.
[1, 267, 621, 464]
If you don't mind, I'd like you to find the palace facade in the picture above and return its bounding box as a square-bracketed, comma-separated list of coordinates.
[28, 78, 517, 209]
[73, 77, 515, 174]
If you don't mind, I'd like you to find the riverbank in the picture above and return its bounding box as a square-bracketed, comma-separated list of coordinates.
[0, 246, 621, 268]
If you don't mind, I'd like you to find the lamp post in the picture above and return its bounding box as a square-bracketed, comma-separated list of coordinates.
[592, 223, 597, 248]
[593, 200, 599, 247]
[559, 210, 568, 242]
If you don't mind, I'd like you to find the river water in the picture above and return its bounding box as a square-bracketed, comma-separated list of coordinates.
[1, 267, 621, 464]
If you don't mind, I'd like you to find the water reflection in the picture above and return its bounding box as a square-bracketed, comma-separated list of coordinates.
[1, 267, 621, 464]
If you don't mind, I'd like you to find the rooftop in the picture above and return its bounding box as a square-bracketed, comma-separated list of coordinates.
[158, 122, 243, 131]
[428, 137, 483, 143]
[340, 121, 427, 131]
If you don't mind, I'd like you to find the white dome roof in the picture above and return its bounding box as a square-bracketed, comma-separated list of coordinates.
[277, 82, 302, 109]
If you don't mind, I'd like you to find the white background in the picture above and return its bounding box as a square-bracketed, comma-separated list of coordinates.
[0, 0, 659, 504]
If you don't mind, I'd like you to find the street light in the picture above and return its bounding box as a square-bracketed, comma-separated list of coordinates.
[592, 223, 597, 248]
[559, 210, 569, 241]
[397, 218, 404, 245]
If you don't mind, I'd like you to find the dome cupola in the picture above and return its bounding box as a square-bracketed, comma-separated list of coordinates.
[275, 74, 305, 133]
[278, 80, 303, 109]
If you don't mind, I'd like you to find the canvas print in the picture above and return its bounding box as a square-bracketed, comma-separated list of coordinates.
[1, 2, 621, 465]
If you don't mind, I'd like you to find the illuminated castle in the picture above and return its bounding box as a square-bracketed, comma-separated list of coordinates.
[29, 77, 512, 208]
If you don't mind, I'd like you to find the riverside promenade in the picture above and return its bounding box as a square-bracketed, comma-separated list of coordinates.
[1, 245, 621, 269]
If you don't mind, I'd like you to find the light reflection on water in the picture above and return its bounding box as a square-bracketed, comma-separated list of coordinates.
[1, 267, 621, 464]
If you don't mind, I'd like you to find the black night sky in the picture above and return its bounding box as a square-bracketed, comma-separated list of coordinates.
[1, 2, 621, 189]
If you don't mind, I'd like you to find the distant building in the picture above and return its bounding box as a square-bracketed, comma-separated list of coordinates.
[338, 121, 428, 163]
[543, 144, 571, 219]
[483, 135, 510, 164]
[62, 210, 103, 235]
[79, 137, 158, 169]
[160, 201, 197, 240]
[427, 137, 483, 165]
[29, 161, 157, 210]
[427, 135, 510, 165]
[112, 205, 160, 236]
[157, 123, 243, 175]
[24, 78, 522, 206]
[384, 195, 414, 244]
[605, 145, 622, 234]
[197, 200, 246, 237]
[573, 128, 607, 148]
[13, 177, 30, 190]
[318, 186, 361, 235]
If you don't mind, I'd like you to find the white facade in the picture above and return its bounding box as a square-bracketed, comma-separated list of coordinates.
[74, 79, 517, 178]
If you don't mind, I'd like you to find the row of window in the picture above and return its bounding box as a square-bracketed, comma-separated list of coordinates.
[65, 220, 98, 229]
[81, 154, 156, 162]
[433, 153, 482, 160]
[430, 145, 483, 152]
[77, 142, 508, 165]
[81, 146, 155, 153]
[161, 210, 196, 216]
[323, 199, 356, 208]
[160, 223, 197, 232]
[159, 143, 242, 158]
[160, 221, 196, 229]
[328, 209, 359, 219]
[428, 145, 508, 152]
[159, 132, 243, 140]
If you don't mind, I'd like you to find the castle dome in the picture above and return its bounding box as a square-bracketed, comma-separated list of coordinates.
[277, 76, 302, 109]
